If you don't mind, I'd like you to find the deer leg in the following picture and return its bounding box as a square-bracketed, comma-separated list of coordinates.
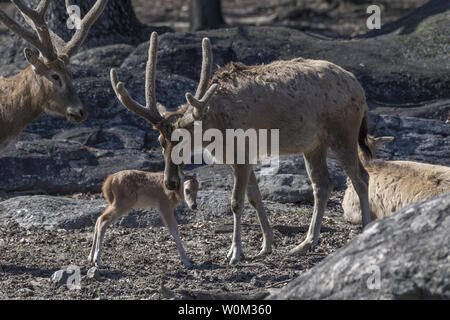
[290, 145, 332, 255]
[90, 205, 130, 268]
[246, 168, 273, 256]
[227, 164, 251, 265]
[88, 218, 100, 263]
[334, 149, 371, 228]
[158, 203, 192, 268]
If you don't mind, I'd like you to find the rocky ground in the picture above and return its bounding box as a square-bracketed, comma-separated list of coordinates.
[0, 0, 449, 300]
[0, 191, 360, 300]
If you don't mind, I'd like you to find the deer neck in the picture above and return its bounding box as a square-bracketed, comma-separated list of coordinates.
[0, 66, 50, 145]
[167, 172, 186, 205]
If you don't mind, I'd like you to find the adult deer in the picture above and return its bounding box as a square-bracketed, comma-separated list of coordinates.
[343, 136, 450, 224]
[110, 33, 372, 265]
[0, 0, 109, 148]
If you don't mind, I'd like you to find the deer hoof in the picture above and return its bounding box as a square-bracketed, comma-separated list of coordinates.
[182, 259, 194, 269]
[227, 246, 244, 265]
[257, 247, 272, 257]
[289, 241, 313, 256]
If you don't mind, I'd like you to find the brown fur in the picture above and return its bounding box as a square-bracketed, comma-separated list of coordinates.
[0, 0, 109, 148]
[343, 138, 450, 224]
[89, 170, 199, 268]
[173, 57, 373, 263]
[112, 35, 372, 265]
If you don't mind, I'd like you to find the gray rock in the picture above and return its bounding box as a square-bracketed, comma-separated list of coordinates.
[267, 192, 450, 300]
[370, 114, 450, 166]
[0, 137, 164, 194]
[0, 196, 107, 230]
[0, 194, 196, 230]
[257, 174, 313, 203]
[370, 99, 450, 122]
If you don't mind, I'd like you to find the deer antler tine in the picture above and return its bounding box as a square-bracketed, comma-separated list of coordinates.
[110, 68, 162, 125]
[0, 8, 42, 51]
[11, 0, 57, 61]
[11, 0, 41, 24]
[187, 84, 218, 111]
[145, 32, 163, 122]
[146, 33, 158, 109]
[36, 0, 52, 18]
[194, 38, 213, 99]
[64, 0, 109, 58]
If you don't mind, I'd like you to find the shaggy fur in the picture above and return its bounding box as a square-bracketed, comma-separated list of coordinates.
[112, 34, 373, 265]
[174, 57, 373, 263]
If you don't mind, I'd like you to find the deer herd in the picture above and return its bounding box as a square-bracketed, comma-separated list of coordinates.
[1, 0, 449, 268]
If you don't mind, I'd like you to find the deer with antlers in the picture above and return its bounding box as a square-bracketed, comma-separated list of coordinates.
[110, 33, 372, 265]
[0, 0, 109, 148]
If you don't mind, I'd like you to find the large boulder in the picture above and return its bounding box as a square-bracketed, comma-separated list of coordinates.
[0, 133, 164, 194]
[0, 194, 197, 230]
[267, 192, 450, 299]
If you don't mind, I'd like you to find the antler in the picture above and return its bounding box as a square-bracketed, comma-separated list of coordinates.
[0, 0, 57, 61]
[63, 0, 108, 57]
[110, 32, 164, 125]
[0, 0, 108, 62]
[185, 37, 218, 114]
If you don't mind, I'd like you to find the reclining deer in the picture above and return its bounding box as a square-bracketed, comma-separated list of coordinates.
[0, 0, 109, 148]
[110, 33, 372, 265]
[343, 136, 450, 224]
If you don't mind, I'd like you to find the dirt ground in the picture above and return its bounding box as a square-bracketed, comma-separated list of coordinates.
[0, 190, 362, 300]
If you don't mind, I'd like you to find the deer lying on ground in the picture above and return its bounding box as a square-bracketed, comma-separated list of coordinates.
[343, 136, 450, 224]
[89, 168, 199, 268]
[0, 0, 109, 148]
[110, 33, 372, 265]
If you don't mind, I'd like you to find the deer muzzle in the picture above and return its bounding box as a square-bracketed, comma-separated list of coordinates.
[66, 105, 87, 124]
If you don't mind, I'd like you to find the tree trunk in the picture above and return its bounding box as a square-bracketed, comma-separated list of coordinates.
[13, 0, 171, 49]
[189, 0, 226, 31]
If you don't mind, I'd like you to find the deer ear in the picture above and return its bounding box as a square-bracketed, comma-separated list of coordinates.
[24, 48, 39, 66]
[24, 48, 46, 74]
[374, 136, 395, 148]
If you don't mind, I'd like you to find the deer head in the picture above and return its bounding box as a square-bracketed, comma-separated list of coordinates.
[0, 0, 109, 123]
[183, 174, 199, 210]
[111, 32, 218, 190]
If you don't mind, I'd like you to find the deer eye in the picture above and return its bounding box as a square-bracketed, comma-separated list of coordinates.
[51, 74, 63, 87]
